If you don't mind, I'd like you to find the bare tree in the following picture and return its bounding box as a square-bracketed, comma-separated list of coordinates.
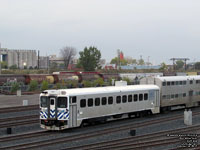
[60, 46, 77, 70]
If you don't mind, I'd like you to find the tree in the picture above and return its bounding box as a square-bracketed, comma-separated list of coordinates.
[176, 60, 184, 70]
[110, 57, 128, 66]
[9, 64, 17, 69]
[125, 57, 137, 65]
[159, 62, 168, 72]
[1, 61, 8, 69]
[195, 62, 200, 70]
[138, 58, 145, 65]
[78, 46, 101, 71]
[60, 46, 77, 70]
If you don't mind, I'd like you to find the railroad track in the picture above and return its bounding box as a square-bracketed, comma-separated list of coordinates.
[0, 105, 39, 114]
[0, 130, 49, 143]
[0, 115, 39, 128]
[65, 125, 200, 150]
[1, 110, 200, 150]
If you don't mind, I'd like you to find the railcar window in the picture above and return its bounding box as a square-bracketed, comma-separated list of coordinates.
[116, 96, 121, 104]
[171, 94, 174, 99]
[183, 93, 186, 97]
[175, 94, 178, 98]
[176, 81, 179, 85]
[88, 98, 93, 107]
[179, 81, 182, 85]
[122, 95, 127, 103]
[139, 94, 143, 101]
[167, 82, 170, 86]
[134, 94, 138, 102]
[57, 97, 67, 108]
[183, 81, 186, 85]
[144, 93, 148, 100]
[171, 82, 175, 86]
[102, 97, 107, 105]
[80, 99, 86, 108]
[128, 95, 132, 102]
[166, 95, 170, 99]
[40, 96, 48, 107]
[190, 80, 193, 84]
[108, 97, 113, 105]
[72, 97, 77, 103]
[95, 98, 100, 106]
[162, 82, 166, 86]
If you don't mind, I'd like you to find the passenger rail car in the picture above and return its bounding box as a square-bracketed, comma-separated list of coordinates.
[40, 85, 160, 130]
[140, 75, 200, 110]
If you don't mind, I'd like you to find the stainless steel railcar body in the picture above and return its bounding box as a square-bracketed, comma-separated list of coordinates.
[140, 75, 200, 108]
[40, 85, 160, 130]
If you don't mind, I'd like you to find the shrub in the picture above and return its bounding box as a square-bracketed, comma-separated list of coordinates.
[29, 80, 38, 91]
[41, 80, 49, 91]
[11, 82, 20, 93]
[82, 80, 92, 87]
[94, 78, 104, 86]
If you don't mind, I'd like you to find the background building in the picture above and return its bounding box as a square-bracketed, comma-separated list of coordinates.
[0, 47, 37, 69]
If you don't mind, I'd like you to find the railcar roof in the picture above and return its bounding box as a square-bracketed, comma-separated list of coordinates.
[54, 85, 159, 96]
[156, 75, 200, 81]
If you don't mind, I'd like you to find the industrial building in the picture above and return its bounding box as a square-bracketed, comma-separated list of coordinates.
[0, 47, 37, 69]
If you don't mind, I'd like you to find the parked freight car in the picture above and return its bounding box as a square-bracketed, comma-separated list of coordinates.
[80, 72, 103, 81]
[0, 75, 26, 86]
[25, 74, 55, 84]
[102, 73, 121, 82]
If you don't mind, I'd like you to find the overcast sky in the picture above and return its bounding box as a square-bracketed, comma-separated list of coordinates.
[0, 0, 200, 65]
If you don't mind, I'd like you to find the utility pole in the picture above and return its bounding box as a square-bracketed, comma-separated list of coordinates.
[38, 50, 40, 69]
[17, 51, 20, 69]
[0, 50, 1, 75]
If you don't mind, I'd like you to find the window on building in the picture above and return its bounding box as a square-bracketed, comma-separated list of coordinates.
[167, 82, 171, 86]
[108, 97, 113, 105]
[88, 98, 93, 107]
[102, 97, 107, 105]
[183, 81, 186, 85]
[171, 82, 175, 86]
[175, 94, 178, 98]
[190, 80, 193, 84]
[171, 94, 174, 99]
[166, 95, 170, 99]
[116, 96, 121, 104]
[179, 81, 183, 85]
[122, 95, 127, 103]
[134, 94, 138, 102]
[144, 93, 148, 100]
[183, 93, 186, 97]
[162, 95, 166, 100]
[176, 81, 179, 85]
[139, 94, 143, 101]
[128, 95, 132, 102]
[80, 99, 86, 108]
[95, 98, 100, 106]
[162, 82, 166, 86]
